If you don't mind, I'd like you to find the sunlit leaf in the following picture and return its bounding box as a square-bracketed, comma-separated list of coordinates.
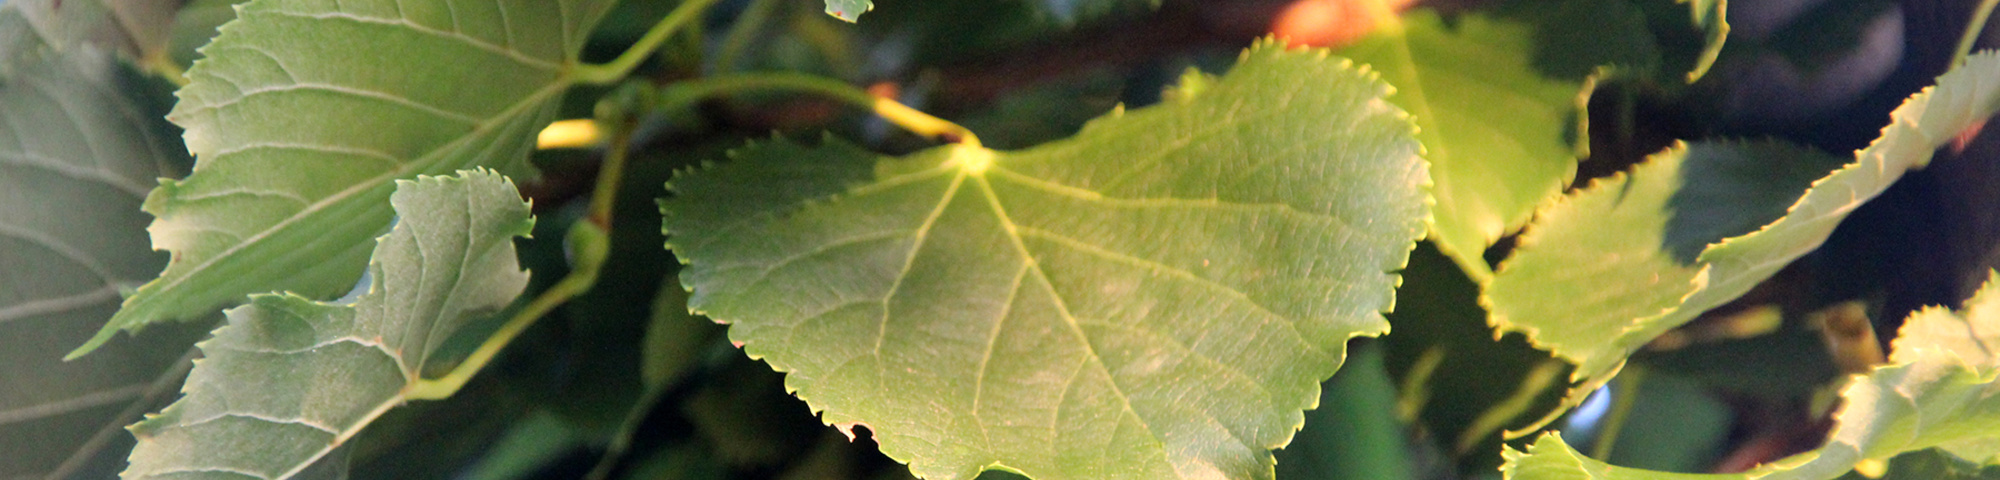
[1335, 1, 1657, 281]
[1487, 50, 2000, 388]
[122, 170, 533, 480]
[1485, 140, 1846, 380]
[663, 42, 1429, 480]
[72, 0, 616, 357]
[1502, 271, 2000, 480]
[0, 0, 183, 70]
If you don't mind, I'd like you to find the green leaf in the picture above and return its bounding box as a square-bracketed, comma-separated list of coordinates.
[122, 169, 534, 480]
[825, 0, 870, 22]
[1485, 140, 1846, 380]
[1487, 50, 2000, 386]
[1678, 0, 1726, 81]
[663, 43, 1429, 480]
[1335, 2, 1657, 281]
[1501, 271, 2000, 480]
[0, 31, 198, 480]
[1027, 0, 1157, 24]
[71, 0, 617, 357]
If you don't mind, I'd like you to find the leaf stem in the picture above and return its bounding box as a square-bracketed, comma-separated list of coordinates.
[666, 72, 982, 147]
[571, 0, 725, 85]
[1957, 0, 2000, 66]
[406, 117, 635, 400]
[1456, 359, 1565, 453]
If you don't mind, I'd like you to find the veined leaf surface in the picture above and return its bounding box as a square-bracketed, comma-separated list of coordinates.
[0, 18, 197, 477]
[663, 44, 1430, 480]
[1485, 51, 2000, 388]
[1335, 2, 1657, 281]
[72, 0, 616, 357]
[122, 170, 533, 480]
[1484, 141, 1847, 381]
[1502, 271, 2000, 480]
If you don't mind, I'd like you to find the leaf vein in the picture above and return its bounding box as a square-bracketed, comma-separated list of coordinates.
[263, 9, 562, 70]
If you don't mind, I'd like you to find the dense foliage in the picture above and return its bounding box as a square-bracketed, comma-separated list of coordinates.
[3, 0, 2000, 479]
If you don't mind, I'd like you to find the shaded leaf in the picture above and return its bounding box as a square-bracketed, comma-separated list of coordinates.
[1501, 271, 2000, 480]
[1381, 243, 1571, 475]
[1335, 1, 1657, 281]
[1487, 50, 2000, 387]
[644, 278, 722, 391]
[73, 0, 617, 356]
[0, 25, 197, 479]
[662, 43, 1429, 480]
[122, 170, 534, 480]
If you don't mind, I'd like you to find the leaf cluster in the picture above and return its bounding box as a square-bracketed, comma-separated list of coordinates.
[4, 1, 2000, 480]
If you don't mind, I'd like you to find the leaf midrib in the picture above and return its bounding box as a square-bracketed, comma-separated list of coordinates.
[778, 151, 1347, 476]
[964, 170, 1183, 478]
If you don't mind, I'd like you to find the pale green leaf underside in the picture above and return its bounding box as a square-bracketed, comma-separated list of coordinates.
[73, 0, 615, 357]
[1502, 271, 2000, 480]
[0, 36, 194, 479]
[664, 44, 1429, 480]
[1487, 50, 2000, 385]
[1336, 3, 1655, 281]
[123, 170, 533, 480]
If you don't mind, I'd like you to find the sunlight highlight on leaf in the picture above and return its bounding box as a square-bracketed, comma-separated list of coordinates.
[663, 42, 1429, 480]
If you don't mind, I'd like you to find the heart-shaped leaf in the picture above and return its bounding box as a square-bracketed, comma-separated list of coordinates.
[663, 43, 1430, 480]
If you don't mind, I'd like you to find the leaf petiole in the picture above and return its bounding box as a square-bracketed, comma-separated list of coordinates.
[571, 0, 726, 85]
